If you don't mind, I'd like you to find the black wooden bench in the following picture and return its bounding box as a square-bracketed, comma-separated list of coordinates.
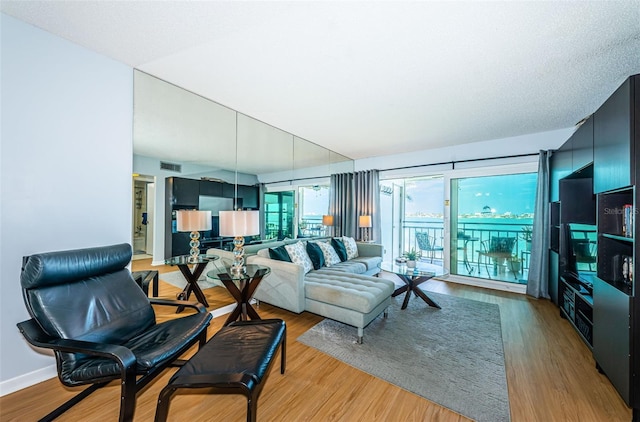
[154, 319, 286, 422]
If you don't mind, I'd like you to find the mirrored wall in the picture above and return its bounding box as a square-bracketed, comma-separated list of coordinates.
[132, 70, 353, 262]
[133, 70, 353, 181]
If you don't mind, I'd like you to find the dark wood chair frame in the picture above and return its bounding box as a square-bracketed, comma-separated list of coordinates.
[17, 299, 208, 422]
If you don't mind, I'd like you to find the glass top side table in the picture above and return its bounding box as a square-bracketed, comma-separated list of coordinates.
[207, 264, 271, 326]
[165, 254, 219, 310]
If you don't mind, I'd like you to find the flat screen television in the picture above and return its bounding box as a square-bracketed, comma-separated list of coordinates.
[560, 222, 597, 292]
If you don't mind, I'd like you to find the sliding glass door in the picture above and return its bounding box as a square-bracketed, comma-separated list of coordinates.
[380, 176, 444, 262]
[379, 162, 538, 287]
[450, 172, 537, 284]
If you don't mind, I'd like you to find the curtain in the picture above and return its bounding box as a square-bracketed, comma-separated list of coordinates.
[527, 150, 552, 298]
[330, 170, 380, 241]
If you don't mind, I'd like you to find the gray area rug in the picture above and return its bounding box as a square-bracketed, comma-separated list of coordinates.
[298, 292, 510, 422]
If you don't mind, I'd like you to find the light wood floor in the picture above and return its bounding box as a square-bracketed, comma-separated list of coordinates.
[1, 259, 632, 421]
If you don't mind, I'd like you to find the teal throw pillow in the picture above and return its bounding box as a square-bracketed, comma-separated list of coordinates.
[268, 245, 292, 262]
[331, 238, 348, 262]
[306, 242, 325, 270]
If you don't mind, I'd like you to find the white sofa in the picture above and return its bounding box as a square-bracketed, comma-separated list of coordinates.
[206, 238, 394, 343]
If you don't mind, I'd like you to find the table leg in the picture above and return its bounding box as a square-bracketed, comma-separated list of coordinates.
[394, 274, 441, 310]
[175, 263, 210, 313]
[219, 269, 268, 326]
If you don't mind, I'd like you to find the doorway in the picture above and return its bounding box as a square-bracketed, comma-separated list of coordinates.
[132, 174, 155, 260]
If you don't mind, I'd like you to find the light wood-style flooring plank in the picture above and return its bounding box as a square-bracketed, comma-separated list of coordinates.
[0, 259, 632, 421]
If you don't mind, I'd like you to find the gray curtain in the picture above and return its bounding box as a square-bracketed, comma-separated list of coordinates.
[527, 150, 552, 298]
[330, 170, 380, 241]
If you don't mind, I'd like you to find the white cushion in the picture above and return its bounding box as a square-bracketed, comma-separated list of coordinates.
[313, 240, 341, 266]
[285, 241, 313, 274]
[342, 236, 359, 259]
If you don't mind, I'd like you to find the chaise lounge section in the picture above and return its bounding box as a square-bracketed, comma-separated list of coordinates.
[207, 237, 394, 343]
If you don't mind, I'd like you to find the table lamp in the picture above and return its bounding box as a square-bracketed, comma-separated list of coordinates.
[219, 210, 260, 276]
[322, 214, 334, 237]
[359, 215, 372, 242]
[176, 210, 212, 263]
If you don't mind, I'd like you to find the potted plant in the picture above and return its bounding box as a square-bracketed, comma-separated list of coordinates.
[508, 254, 522, 273]
[521, 226, 533, 251]
[404, 249, 419, 268]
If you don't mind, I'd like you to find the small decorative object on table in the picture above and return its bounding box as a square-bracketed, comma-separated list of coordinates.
[404, 249, 419, 268]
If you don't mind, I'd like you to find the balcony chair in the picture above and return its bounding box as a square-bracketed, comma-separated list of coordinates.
[415, 232, 444, 263]
[477, 236, 517, 279]
[16, 243, 212, 421]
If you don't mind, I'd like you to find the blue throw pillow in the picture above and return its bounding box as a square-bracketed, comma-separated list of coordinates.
[331, 238, 348, 262]
[268, 245, 292, 262]
[306, 242, 325, 270]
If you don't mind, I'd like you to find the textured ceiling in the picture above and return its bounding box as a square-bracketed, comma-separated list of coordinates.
[3, 1, 640, 161]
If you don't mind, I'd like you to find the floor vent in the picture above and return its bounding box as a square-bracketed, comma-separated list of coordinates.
[160, 161, 181, 172]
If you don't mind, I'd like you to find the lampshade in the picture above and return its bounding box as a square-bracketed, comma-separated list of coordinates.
[359, 215, 372, 228]
[176, 210, 212, 232]
[322, 215, 334, 226]
[219, 210, 260, 237]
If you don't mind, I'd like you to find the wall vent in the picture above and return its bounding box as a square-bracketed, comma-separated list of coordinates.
[160, 161, 181, 172]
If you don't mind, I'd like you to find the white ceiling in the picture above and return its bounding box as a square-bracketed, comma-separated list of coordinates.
[3, 1, 640, 162]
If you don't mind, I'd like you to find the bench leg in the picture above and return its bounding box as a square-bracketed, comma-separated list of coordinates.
[154, 385, 177, 422]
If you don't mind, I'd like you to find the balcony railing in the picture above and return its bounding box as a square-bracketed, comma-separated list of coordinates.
[402, 220, 532, 274]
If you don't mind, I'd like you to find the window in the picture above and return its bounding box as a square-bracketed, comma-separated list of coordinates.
[450, 172, 537, 284]
[298, 185, 329, 237]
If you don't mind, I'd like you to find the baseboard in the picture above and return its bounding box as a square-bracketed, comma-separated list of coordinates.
[0, 364, 57, 397]
[151, 260, 165, 266]
[445, 274, 527, 294]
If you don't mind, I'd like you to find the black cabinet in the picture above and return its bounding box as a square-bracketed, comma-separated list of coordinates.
[549, 250, 559, 305]
[550, 138, 573, 202]
[165, 177, 261, 258]
[238, 184, 259, 209]
[572, 117, 593, 172]
[593, 277, 632, 405]
[199, 180, 222, 197]
[559, 275, 593, 348]
[170, 177, 200, 207]
[593, 76, 636, 194]
[550, 73, 640, 416]
[596, 187, 634, 293]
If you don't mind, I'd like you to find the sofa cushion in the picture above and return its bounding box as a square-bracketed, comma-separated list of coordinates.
[268, 245, 291, 262]
[350, 255, 383, 272]
[331, 238, 348, 262]
[306, 242, 325, 270]
[342, 236, 359, 259]
[317, 261, 367, 274]
[285, 241, 313, 274]
[313, 240, 341, 266]
[304, 272, 394, 314]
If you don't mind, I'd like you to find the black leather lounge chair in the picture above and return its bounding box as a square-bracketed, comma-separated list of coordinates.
[16, 243, 212, 421]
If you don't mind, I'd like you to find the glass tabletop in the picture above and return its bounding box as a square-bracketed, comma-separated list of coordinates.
[379, 261, 448, 278]
[165, 254, 219, 266]
[207, 263, 271, 281]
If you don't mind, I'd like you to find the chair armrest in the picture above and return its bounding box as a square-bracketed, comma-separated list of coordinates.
[17, 319, 136, 369]
[149, 298, 207, 313]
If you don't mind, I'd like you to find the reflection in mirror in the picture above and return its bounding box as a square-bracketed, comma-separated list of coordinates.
[132, 70, 354, 262]
[236, 113, 293, 176]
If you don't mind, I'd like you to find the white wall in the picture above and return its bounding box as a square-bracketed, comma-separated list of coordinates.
[355, 127, 575, 171]
[0, 14, 133, 394]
